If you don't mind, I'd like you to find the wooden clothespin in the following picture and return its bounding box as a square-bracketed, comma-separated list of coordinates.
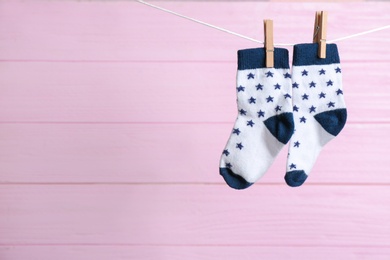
[264, 19, 274, 68]
[313, 11, 328, 59]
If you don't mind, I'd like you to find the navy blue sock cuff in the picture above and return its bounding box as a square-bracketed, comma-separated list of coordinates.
[237, 47, 289, 70]
[293, 43, 340, 66]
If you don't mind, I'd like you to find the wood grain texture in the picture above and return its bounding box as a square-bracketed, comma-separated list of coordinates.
[0, 123, 389, 184]
[0, 185, 390, 246]
[0, 62, 389, 123]
[0, 2, 389, 61]
[2, 246, 390, 260]
[1, 0, 390, 259]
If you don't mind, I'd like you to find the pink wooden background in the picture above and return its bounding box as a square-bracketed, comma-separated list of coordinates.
[1, 0, 390, 259]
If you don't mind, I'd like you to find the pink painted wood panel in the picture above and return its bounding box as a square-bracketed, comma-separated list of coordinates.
[0, 2, 389, 61]
[1, 185, 390, 246]
[0, 62, 388, 123]
[1, 0, 390, 259]
[2, 246, 390, 260]
[0, 123, 389, 184]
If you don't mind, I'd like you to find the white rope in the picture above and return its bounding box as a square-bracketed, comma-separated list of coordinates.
[328, 25, 390, 43]
[136, 0, 292, 45]
[136, 0, 390, 46]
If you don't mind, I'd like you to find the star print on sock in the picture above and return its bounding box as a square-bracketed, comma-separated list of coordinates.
[233, 128, 241, 135]
[247, 120, 255, 127]
[257, 110, 265, 118]
[220, 48, 298, 190]
[237, 86, 245, 92]
[293, 105, 299, 112]
[266, 96, 274, 103]
[284, 45, 347, 188]
[249, 97, 256, 104]
[292, 82, 299, 88]
[256, 84, 263, 91]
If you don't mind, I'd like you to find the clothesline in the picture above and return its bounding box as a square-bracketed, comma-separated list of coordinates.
[136, 0, 390, 46]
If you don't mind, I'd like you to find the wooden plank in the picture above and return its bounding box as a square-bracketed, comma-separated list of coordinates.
[0, 1, 389, 61]
[1, 245, 390, 260]
[0, 185, 389, 246]
[0, 62, 387, 123]
[0, 123, 389, 184]
[0, 1, 388, 258]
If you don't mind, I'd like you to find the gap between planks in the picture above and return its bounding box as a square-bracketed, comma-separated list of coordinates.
[2, 243, 390, 248]
[0, 60, 389, 64]
[0, 182, 389, 186]
[0, 121, 389, 125]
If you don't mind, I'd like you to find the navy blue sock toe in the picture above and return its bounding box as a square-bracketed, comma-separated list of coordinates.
[285, 170, 308, 187]
[220, 168, 253, 190]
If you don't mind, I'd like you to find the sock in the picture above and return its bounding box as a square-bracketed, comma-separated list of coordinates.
[285, 43, 347, 187]
[219, 48, 294, 189]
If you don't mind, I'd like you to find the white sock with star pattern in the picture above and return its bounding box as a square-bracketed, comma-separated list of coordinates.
[285, 43, 347, 187]
[220, 47, 294, 189]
